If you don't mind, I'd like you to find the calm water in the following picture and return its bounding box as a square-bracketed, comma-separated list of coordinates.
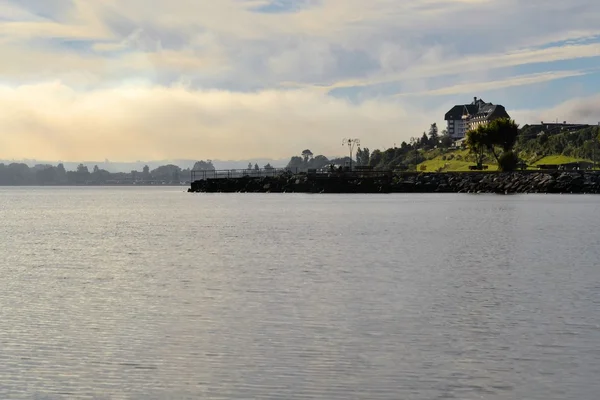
[1, 187, 600, 399]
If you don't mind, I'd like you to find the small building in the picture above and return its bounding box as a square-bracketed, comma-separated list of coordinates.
[524, 122, 591, 136]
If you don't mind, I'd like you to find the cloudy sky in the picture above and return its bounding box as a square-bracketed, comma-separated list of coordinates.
[1, 0, 599, 161]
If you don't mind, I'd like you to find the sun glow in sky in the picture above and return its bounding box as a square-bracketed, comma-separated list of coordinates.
[1, 0, 599, 161]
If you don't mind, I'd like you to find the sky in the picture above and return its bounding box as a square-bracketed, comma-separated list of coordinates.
[1, 0, 599, 162]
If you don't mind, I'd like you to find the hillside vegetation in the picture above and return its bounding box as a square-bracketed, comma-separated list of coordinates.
[410, 124, 600, 172]
[284, 123, 600, 173]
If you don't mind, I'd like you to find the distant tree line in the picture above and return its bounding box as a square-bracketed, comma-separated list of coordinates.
[0, 160, 215, 185]
[285, 148, 355, 172]
[282, 123, 457, 172]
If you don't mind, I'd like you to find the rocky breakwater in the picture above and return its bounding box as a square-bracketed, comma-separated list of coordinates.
[188, 171, 600, 194]
[417, 171, 600, 194]
[188, 175, 394, 193]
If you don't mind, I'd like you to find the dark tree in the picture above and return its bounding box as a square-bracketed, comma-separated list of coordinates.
[428, 123, 439, 146]
[193, 160, 215, 171]
[286, 156, 304, 171]
[420, 132, 429, 148]
[356, 147, 370, 166]
[368, 149, 382, 167]
[77, 164, 89, 174]
[439, 130, 453, 148]
[466, 119, 520, 171]
[142, 165, 150, 180]
[301, 149, 313, 163]
[152, 164, 181, 181]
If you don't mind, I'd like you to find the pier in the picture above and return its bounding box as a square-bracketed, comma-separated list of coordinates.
[188, 169, 600, 194]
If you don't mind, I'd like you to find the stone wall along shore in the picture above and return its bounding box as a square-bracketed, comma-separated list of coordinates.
[188, 171, 600, 194]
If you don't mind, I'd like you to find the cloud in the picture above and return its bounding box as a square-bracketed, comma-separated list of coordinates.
[512, 94, 600, 125]
[0, 82, 439, 161]
[0, 0, 599, 160]
[397, 70, 592, 97]
[298, 43, 600, 92]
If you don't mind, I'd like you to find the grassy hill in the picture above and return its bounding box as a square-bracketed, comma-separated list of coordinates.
[369, 124, 599, 172]
[532, 155, 592, 166]
[417, 150, 595, 172]
[417, 149, 498, 172]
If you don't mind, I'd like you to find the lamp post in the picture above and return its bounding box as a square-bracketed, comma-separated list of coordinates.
[342, 138, 360, 170]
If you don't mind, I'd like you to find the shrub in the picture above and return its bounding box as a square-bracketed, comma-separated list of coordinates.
[498, 151, 519, 171]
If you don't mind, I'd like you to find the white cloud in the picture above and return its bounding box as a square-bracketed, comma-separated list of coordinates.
[512, 94, 600, 125]
[397, 70, 591, 97]
[0, 0, 599, 160]
[0, 82, 439, 161]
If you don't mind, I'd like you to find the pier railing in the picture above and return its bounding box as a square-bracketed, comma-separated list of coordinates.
[191, 167, 398, 181]
[191, 168, 296, 181]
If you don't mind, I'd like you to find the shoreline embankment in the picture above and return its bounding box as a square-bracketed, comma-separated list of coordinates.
[188, 171, 600, 194]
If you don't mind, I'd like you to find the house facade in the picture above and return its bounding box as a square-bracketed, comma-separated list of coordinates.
[445, 97, 510, 139]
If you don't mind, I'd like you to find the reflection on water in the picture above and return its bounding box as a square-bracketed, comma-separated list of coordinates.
[1, 188, 600, 399]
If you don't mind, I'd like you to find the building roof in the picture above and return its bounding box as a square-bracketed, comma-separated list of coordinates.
[445, 97, 510, 121]
[445, 104, 477, 120]
[471, 104, 510, 120]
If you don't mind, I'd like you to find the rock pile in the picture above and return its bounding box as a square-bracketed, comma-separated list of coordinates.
[188, 171, 600, 194]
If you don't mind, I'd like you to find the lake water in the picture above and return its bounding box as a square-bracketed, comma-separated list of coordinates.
[1, 187, 600, 399]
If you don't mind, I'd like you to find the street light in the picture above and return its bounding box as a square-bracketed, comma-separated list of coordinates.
[342, 138, 360, 170]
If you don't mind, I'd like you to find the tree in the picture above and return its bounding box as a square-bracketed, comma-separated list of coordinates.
[77, 164, 89, 174]
[93, 165, 100, 174]
[428, 123, 439, 146]
[356, 147, 370, 166]
[466, 118, 520, 171]
[56, 163, 67, 184]
[309, 155, 330, 169]
[286, 156, 304, 171]
[248, 163, 252, 170]
[465, 127, 487, 168]
[264, 163, 274, 170]
[301, 149, 313, 163]
[254, 163, 259, 170]
[440, 130, 453, 148]
[151, 164, 181, 181]
[35, 165, 58, 185]
[142, 165, 150, 180]
[369, 149, 382, 167]
[193, 160, 215, 171]
[420, 132, 429, 148]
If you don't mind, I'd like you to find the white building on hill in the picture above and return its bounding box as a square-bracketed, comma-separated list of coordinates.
[444, 97, 510, 139]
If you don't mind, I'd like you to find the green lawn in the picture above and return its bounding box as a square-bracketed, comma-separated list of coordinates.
[417, 149, 598, 172]
[532, 155, 592, 166]
[418, 149, 498, 172]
